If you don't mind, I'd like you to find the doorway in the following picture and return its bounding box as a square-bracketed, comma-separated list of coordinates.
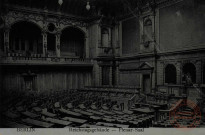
[102, 66, 110, 85]
[143, 74, 151, 94]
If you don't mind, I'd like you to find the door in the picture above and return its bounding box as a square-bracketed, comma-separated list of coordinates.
[24, 75, 35, 91]
[102, 66, 110, 85]
[143, 74, 151, 94]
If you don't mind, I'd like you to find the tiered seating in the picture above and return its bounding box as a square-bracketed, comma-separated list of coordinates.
[1, 87, 153, 128]
[1, 87, 190, 128]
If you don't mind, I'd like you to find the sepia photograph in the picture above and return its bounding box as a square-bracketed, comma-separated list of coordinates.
[0, 0, 205, 134]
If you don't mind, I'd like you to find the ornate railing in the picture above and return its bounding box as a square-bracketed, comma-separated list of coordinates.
[98, 47, 113, 57]
[0, 56, 93, 65]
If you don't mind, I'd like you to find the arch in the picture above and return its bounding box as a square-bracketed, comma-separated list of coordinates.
[165, 64, 177, 84]
[9, 21, 43, 55]
[61, 26, 86, 36]
[60, 27, 85, 58]
[10, 20, 42, 31]
[101, 28, 109, 47]
[144, 18, 152, 26]
[102, 28, 109, 34]
[182, 63, 196, 84]
[143, 18, 152, 42]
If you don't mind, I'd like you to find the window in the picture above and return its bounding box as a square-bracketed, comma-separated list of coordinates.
[102, 28, 109, 47]
[143, 18, 152, 42]
[182, 63, 196, 84]
[165, 64, 177, 84]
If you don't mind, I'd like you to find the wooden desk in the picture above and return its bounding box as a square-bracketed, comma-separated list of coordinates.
[123, 110, 133, 114]
[100, 110, 115, 115]
[43, 117, 72, 126]
[41, 111, 56, 117]
[102, 118, 115, 122]
[96, 122, 129, 128]
[132, 108, 155, 114]
[135, 103, 160, 109]
[113, 110, 124, 115]
[62, 117, 87, 124]
[116, 119, 127, 123]
[73, 109, 93, 116]
[22, 118, 54, 128]
[22, 111, 39, 118]
[80, 124, 107, 128]
[16, 106, 25, 112]
[87, 109, 104, 115]
[59, 108, 82, 117]
[90, 116, 103, 120]
[32, 107, 42, 112]
[3, 111, 20, 119]
[4, 120, 31, 128]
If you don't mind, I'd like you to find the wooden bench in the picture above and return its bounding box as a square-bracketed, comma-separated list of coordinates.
[42, 117, 72, 126]
[22, 111, 39, 118]
[96, 122, 129, 128]
[59, 108, 82, 117]
[62, 117, 87, 124]
[22, 118, 54, 128]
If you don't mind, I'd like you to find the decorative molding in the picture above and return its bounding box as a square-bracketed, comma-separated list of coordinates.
[3, 10, 88, 34]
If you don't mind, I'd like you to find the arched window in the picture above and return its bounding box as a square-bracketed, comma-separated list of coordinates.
[182, 63, 196, 84]
[165, 64, 177, 84]
[101, 28, 109, 47]
[60, 27, 85, 58]
[10, 21, 42, 55]
[143, 18, 152, 42]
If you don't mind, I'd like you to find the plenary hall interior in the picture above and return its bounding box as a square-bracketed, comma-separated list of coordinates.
[0, 0, 205, 128]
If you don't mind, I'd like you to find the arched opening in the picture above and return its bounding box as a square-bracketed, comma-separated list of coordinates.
[102, 28, 109, 47]
[182, 63, 196, 84]
[60, 27, 85, 58]
[165, 64, 177, 84]
[10, 21, 42, 56]
[47, 33, 56, 56]
[143, 18, 152, 42]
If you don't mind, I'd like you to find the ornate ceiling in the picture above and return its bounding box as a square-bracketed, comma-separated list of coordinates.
[2, 0, 155, 18]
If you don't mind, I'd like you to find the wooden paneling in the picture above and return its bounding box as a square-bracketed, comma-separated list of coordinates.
[2, 70, 92, 92]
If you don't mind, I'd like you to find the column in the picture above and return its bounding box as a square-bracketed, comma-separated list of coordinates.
[4, 27, 10, 54]
[116, 62, 120, 86]
[109, 66, 112, 86]
[42, 32, 47, 57]
[115, 24, 120, 56]
[196, 60, 202, 84]
[55, 32, 61, 57]
[85, 36, 89, 58]
[108, 28, 111, 47]
[99, 66, 102, 86]
[97, 24, 101, 56]
[139, 17, 144, 43]
[119, 22, 122, 56]
[93, 61, 100, 86]
[150, 73, 153, 93]
[176, 62, 181, 84]
[98, 25, 101, 47]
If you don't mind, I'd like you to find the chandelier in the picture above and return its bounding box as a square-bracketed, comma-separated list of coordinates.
[86, 1, 91, 10]
[58, 0, 63, 6]
[58, 0, 91, 11]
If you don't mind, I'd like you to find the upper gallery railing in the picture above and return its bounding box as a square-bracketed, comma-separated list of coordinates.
[0, 55, 93, 65]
